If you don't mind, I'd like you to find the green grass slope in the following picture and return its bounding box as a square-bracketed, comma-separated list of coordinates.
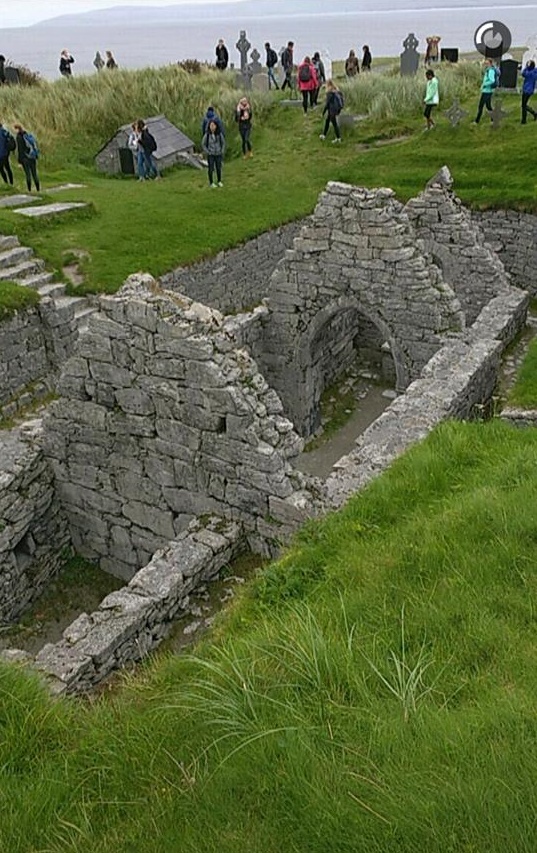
[1, 421, 537, 852]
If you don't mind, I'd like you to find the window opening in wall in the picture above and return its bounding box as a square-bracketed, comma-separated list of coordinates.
[13, 532, 36, 572]
[216, 417, 227, 434]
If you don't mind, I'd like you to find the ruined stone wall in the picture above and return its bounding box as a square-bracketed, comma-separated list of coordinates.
[260, 182, 464, 436]
[160, 223, 301, 314]
[472, 210, 537, 295]
[0, 300, 80, 419]
[0, 421, 71, 623]
[44, 276, 305, 581]
[18, 518, 242, 695]
[405, 169, 511, 323]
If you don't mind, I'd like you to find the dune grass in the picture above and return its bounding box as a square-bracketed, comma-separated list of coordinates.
[1, 420, 537, 852]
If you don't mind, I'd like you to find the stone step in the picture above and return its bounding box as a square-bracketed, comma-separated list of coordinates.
[0, 246, 34, 270]
[16, 271, 55, 290]
[53, 295, 89, 312]
[38, 282, 67, 299]
[0, 235, 20, 251]
[0, 258, 45, 281]
[13, 202, 89, 218]
[74, 304, 98, 327]
[0, 194, 41, 208]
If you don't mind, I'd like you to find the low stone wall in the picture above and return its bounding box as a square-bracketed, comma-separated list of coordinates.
[160, 222, 301, 314]
[17, 518, 243, 695]
[0, 421, 71, 623]
[473, 210, 537, 295]
[0, 299, 80, 419]
[499, 408, 537, 428]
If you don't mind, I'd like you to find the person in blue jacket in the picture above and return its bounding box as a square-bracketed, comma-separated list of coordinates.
[520, 60, 537, 123]
[201, 105, 225, 136]
[0, 122, 14, 186]
[472, 58, 497, 124]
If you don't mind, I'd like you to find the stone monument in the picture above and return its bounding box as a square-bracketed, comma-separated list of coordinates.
[444, 99, 468, 127]
[235, 29, 253, 90]
[499, 58, 518, 89]
[321, 49, 333, 81]
[400, 33, 420, 76]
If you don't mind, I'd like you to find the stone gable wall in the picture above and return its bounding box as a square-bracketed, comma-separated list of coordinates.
[0, 421, 71, 623]
[472, 210, 537, 295]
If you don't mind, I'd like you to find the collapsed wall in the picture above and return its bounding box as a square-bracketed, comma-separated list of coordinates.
[405, 167, 511, 323]
[0, 421, 70, 623]
[43, 275, 307, 580]
[473, 210, 537, 295]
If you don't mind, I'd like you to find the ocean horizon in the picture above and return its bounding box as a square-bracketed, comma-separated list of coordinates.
[2, 5, 535, 80]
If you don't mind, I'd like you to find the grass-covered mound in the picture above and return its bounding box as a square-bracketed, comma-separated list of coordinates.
[1, 420, 537, 852]
[0, 280, 40, 319]
[0, 61, 534, 295]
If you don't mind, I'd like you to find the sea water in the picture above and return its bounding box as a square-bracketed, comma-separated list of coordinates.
[1, 6, 534, 80]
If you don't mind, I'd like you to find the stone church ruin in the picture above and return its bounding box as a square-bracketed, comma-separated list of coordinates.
[0, 169, 534, 694]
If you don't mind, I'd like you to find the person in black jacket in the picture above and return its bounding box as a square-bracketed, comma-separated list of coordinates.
[362, 45, 372, 71]
[281, 41, 295, 91]
[235, 97, 253, 158]
[135, 119, 160, 179]
[0, 55, 6, 85]
[319, 79, 343, 143]
[0, 123, 14, 185]
[59, 49, 75, 77]
[13, 123, 40, 191]
[215, 39, 229, 71]
[265, 42, 279, 90]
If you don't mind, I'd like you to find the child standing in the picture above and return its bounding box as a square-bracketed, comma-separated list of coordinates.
[423, 69, 439, 130]
[202, 120, 226, 187]
[320, 79, 343, 143]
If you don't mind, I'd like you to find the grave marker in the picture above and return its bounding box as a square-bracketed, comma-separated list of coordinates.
[400, 33, 420, 76]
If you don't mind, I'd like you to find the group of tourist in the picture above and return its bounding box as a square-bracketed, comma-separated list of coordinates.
[344, 46, 372, 76]
[128, 119, 160, 181]
[0, 121, 40, 191]
[422, 57, 537, 130]
[59, 49, 119, 77]
[199, 96, 253, 187]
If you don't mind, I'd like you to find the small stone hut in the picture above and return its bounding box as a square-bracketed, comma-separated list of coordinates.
[94, 114, 197, 175]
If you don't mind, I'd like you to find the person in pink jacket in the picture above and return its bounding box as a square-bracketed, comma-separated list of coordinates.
[297, 56, 319, 114]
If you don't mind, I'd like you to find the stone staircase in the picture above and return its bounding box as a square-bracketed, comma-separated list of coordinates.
[0, 234, 97, 332]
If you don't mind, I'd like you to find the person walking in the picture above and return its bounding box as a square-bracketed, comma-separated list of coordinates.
[202, 119, 225, 187]
[319, 79, 343, 143]
[0, 122, 15, 186]
[361, 45, 372, 71]
[520, 60, 537, 123]
[345, 49, 359, 78]
[13, 123, 40, 192]
[136, 119, 160, 179]
[312, 51, 326, 106]
[472, 58, 497, 124]
[235, 96, 253, 158]
[59, 49, 75, 77]
[0, 55, 6, 85]
[265, 42, 279, 90]
[281, 41, 295, 92]
[423, 69, 439, 130]
[297, 56, 318, 114]
[93, 51, 104, 71]
[105, 51, 118, 69]
[215, 39, 229, 71]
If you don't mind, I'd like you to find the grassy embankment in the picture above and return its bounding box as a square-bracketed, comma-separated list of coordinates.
[1, 63, 537, 852]
[2, 421, 537, 852]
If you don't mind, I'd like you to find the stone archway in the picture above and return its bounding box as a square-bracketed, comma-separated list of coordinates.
[263, 181, 464, 436]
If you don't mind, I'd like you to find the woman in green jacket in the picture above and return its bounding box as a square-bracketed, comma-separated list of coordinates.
[473, 59, 497, 124]
[423, 69, 439, 130]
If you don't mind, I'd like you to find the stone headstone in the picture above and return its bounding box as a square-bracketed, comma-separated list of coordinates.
[236, 30, 251, 73]
[490, 99, 508, 130]
[400, 33, 420, 76]
[5, 66, 20, 84]
[249, 47, 262, 76]
[252, 74, 269, 93]
[441, 48, 459, 63]
[444, 98, 468, 127]
[13, 202, 89, 217]
[499, 58, 518, 89]
[235, 71, 252, 91]
[522, 35, 537, 67]
[0, 194, 41, 207]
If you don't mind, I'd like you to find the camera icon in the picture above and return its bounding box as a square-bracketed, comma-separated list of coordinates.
[474, 21, 512, 58]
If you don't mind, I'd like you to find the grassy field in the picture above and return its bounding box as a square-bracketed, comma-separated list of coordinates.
[0, 62, 535, 296]
[1, 62, 537, 852]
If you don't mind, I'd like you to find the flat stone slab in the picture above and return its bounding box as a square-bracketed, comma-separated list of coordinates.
[0, 194, 41, 207]
[46, 183, 87, 193]
[13, 202, 89, 217]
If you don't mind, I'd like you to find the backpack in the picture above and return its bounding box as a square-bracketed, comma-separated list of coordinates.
[299, 64, 312, 83]
[23, 132, 39, 159]
[7, 133, 16, 152]
[145, 130, 157, 152]
[489, 66, 500, 89]
[333, 91, 344, 113]
[268, 48, 278, 67]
